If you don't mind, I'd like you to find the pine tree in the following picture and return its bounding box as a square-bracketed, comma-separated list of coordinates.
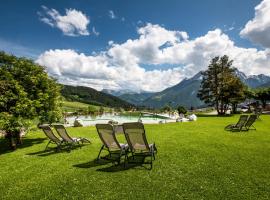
[197, 55, 246, 115]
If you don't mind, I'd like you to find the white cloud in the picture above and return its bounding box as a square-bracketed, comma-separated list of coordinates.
[39, 6, 90, 36]
[108, 10, 116, 19]
[240, 0, 270, 47]
[36, 23, 270, 92]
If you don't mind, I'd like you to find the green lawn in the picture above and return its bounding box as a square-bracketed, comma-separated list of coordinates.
[0, 115, 270, 199]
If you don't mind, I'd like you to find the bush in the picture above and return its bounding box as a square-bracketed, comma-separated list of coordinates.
[177, 106, 187, 115]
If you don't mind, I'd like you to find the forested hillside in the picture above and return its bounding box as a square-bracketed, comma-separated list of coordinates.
[61, 85, 134, 109]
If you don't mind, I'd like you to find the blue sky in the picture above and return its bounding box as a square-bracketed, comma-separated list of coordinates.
[0, 0, 261, 57]
[1, 0, 270, 92]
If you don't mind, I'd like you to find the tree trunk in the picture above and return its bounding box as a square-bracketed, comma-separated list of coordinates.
[16, 132, 23, 145]
[216, 101, 220, 115]
[220, 100, 225, 115]
[261, 100, 267, 108]
[5, 130, 23, 150]
[5, 132, 17, 150]
[218, 101, 226, 115]
[232, 103, 237, 114]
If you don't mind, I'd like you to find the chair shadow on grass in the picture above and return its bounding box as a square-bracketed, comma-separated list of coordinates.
[0, 137, 46, 155]
[73, 154, 151, 172]
[26, 143, 86, 157]
[196, 114, 233, 118]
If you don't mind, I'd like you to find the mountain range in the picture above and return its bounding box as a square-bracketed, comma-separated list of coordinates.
[104, 70, 270, 108]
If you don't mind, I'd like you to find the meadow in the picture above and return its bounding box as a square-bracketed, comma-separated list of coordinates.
[0, 115, 269, 199]
[61, 101, 107, 112]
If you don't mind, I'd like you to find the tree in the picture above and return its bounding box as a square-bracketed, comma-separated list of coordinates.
[88, 105, 97, 115]
[161, 105, 172, 112]
[227, 78, 247, 113]
[99, 106, 105, 114]
[0, 52, 62, 149]
[244, 88, 256, 112]
[197, 55, 246, 115]
[254, 88, 270, 108]
[177, 106, 187, 115]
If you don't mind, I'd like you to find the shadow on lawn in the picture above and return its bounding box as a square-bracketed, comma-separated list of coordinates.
[0, 137, 46, 155]
[26, 145, 84, 157]
[196, 114, 233, 118]
[73, 155, 151, 172]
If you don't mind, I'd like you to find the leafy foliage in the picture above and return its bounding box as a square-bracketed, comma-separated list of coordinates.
[0, 52, 62, 148]
[161, 104, 172, 112]
[177, 105, 187, 114]
[197, 55, 246, 115]
[253, 87, 270, 108]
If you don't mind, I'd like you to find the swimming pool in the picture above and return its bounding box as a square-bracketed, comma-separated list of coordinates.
[65, 113, 176, 126]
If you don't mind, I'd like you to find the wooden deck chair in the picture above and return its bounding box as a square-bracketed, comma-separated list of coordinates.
[225, 115, 249, 132]
[242, 114, 257, 131]
[53, 124, 90, 149]
[40, 125, 63, 151]
[122, 122, 157, 169]
[95, 124, 128, 164]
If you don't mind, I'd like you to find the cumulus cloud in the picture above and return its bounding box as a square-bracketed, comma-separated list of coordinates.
[39, 6, 90, 36]
[36, 23, 270, 92]
[240, 0, 270, 47]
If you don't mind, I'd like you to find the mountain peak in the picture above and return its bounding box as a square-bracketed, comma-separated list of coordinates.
[189, 71, 203, 81]
[234, 68, 247, 80]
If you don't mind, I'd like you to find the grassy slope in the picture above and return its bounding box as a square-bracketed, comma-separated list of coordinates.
[62, 101, 109, 112]
[0, 115, 270, 199]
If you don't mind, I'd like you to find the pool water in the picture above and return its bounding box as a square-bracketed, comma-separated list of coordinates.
[66, 113, 176, 126]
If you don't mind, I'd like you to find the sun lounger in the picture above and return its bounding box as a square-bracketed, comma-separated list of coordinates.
[39, 125, 63, 151]
[242, 114, 257, 131]
[95, 124, 128, 164]
[53, 124, 90, 149]
[122, 122, 157, 169]
[225, 115, 249, 132]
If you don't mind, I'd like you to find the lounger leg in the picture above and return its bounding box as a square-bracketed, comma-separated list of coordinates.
[124, 150, 128, 168]
[45, 140, 52, 151]
[118, 150, 123, 165]
[107, 150, 112, 158]
[96, 145, 104, 160]
[78, 141, 82, 148]
[56, 144, 61, 152]
[82, 138, 91, 143]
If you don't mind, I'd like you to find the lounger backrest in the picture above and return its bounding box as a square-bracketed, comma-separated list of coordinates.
[122, 122, 150, 152]
[245, 114, 257, 128]
[53, 124, 73, 142]
[40, 125, 60, 144]
[235, 115, 249, 129]
[96, 124, 121, 150]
